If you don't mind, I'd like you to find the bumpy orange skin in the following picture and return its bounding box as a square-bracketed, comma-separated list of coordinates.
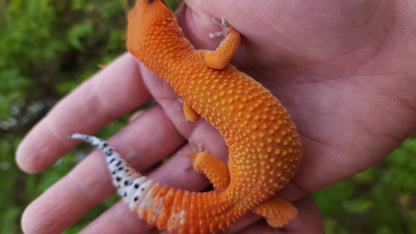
[125, 0, 301, 233]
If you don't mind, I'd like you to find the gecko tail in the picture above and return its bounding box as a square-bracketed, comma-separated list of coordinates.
[69, 134, 242, 234]
[68, 133, 145, 198]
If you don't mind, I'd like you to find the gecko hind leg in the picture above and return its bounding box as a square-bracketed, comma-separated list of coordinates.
[251, 195, 298, 228]
[185, 141, 230, 191]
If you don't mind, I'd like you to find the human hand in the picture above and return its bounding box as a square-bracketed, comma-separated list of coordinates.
[17, 0, 416, 233]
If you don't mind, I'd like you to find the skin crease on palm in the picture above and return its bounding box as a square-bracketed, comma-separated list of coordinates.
[15, 0, 416, 233]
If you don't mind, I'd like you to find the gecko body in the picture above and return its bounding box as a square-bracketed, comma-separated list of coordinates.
[70, 0, 301, 233]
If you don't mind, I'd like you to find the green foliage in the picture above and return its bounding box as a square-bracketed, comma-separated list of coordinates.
[314, 180, 354, 216]
[165, 0, 182, 9]
[0, 0, 128, 123]
[0, 138, 22, 234]
[383, 138, 416, 194]
[314, 136, 416, 234]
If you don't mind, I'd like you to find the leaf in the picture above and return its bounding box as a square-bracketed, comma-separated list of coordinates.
[68, 22, 94, 50]
[343, 197, 373, 213]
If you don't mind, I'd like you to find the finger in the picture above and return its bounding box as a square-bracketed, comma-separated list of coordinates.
[237, 195, 324, 234]
[79, 200, 159, 234]
[16, 53, 152, 173]
[21, 105, 184, 234]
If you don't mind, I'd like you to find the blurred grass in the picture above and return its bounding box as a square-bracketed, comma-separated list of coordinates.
[0, 0, 414, 233]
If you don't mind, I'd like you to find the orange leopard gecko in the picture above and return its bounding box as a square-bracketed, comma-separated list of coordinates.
[69, 0, 302, 233]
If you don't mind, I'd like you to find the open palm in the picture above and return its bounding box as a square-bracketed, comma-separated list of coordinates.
[17, 0, 416, 233]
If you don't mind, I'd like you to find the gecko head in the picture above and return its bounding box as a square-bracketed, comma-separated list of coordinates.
[129, 0, 168, 17]
[126, 0, 177, 59]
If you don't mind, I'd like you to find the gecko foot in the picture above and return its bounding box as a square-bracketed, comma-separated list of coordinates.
[181, 139, 208, 170]
[209, 17, 232, 38]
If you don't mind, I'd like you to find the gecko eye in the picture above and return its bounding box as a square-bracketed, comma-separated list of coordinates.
[148, 0, 155, 3]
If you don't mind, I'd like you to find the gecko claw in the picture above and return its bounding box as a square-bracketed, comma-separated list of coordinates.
[209, 17, 231, 38]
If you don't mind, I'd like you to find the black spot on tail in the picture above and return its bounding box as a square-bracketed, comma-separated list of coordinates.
[105, 149, 113, 157]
